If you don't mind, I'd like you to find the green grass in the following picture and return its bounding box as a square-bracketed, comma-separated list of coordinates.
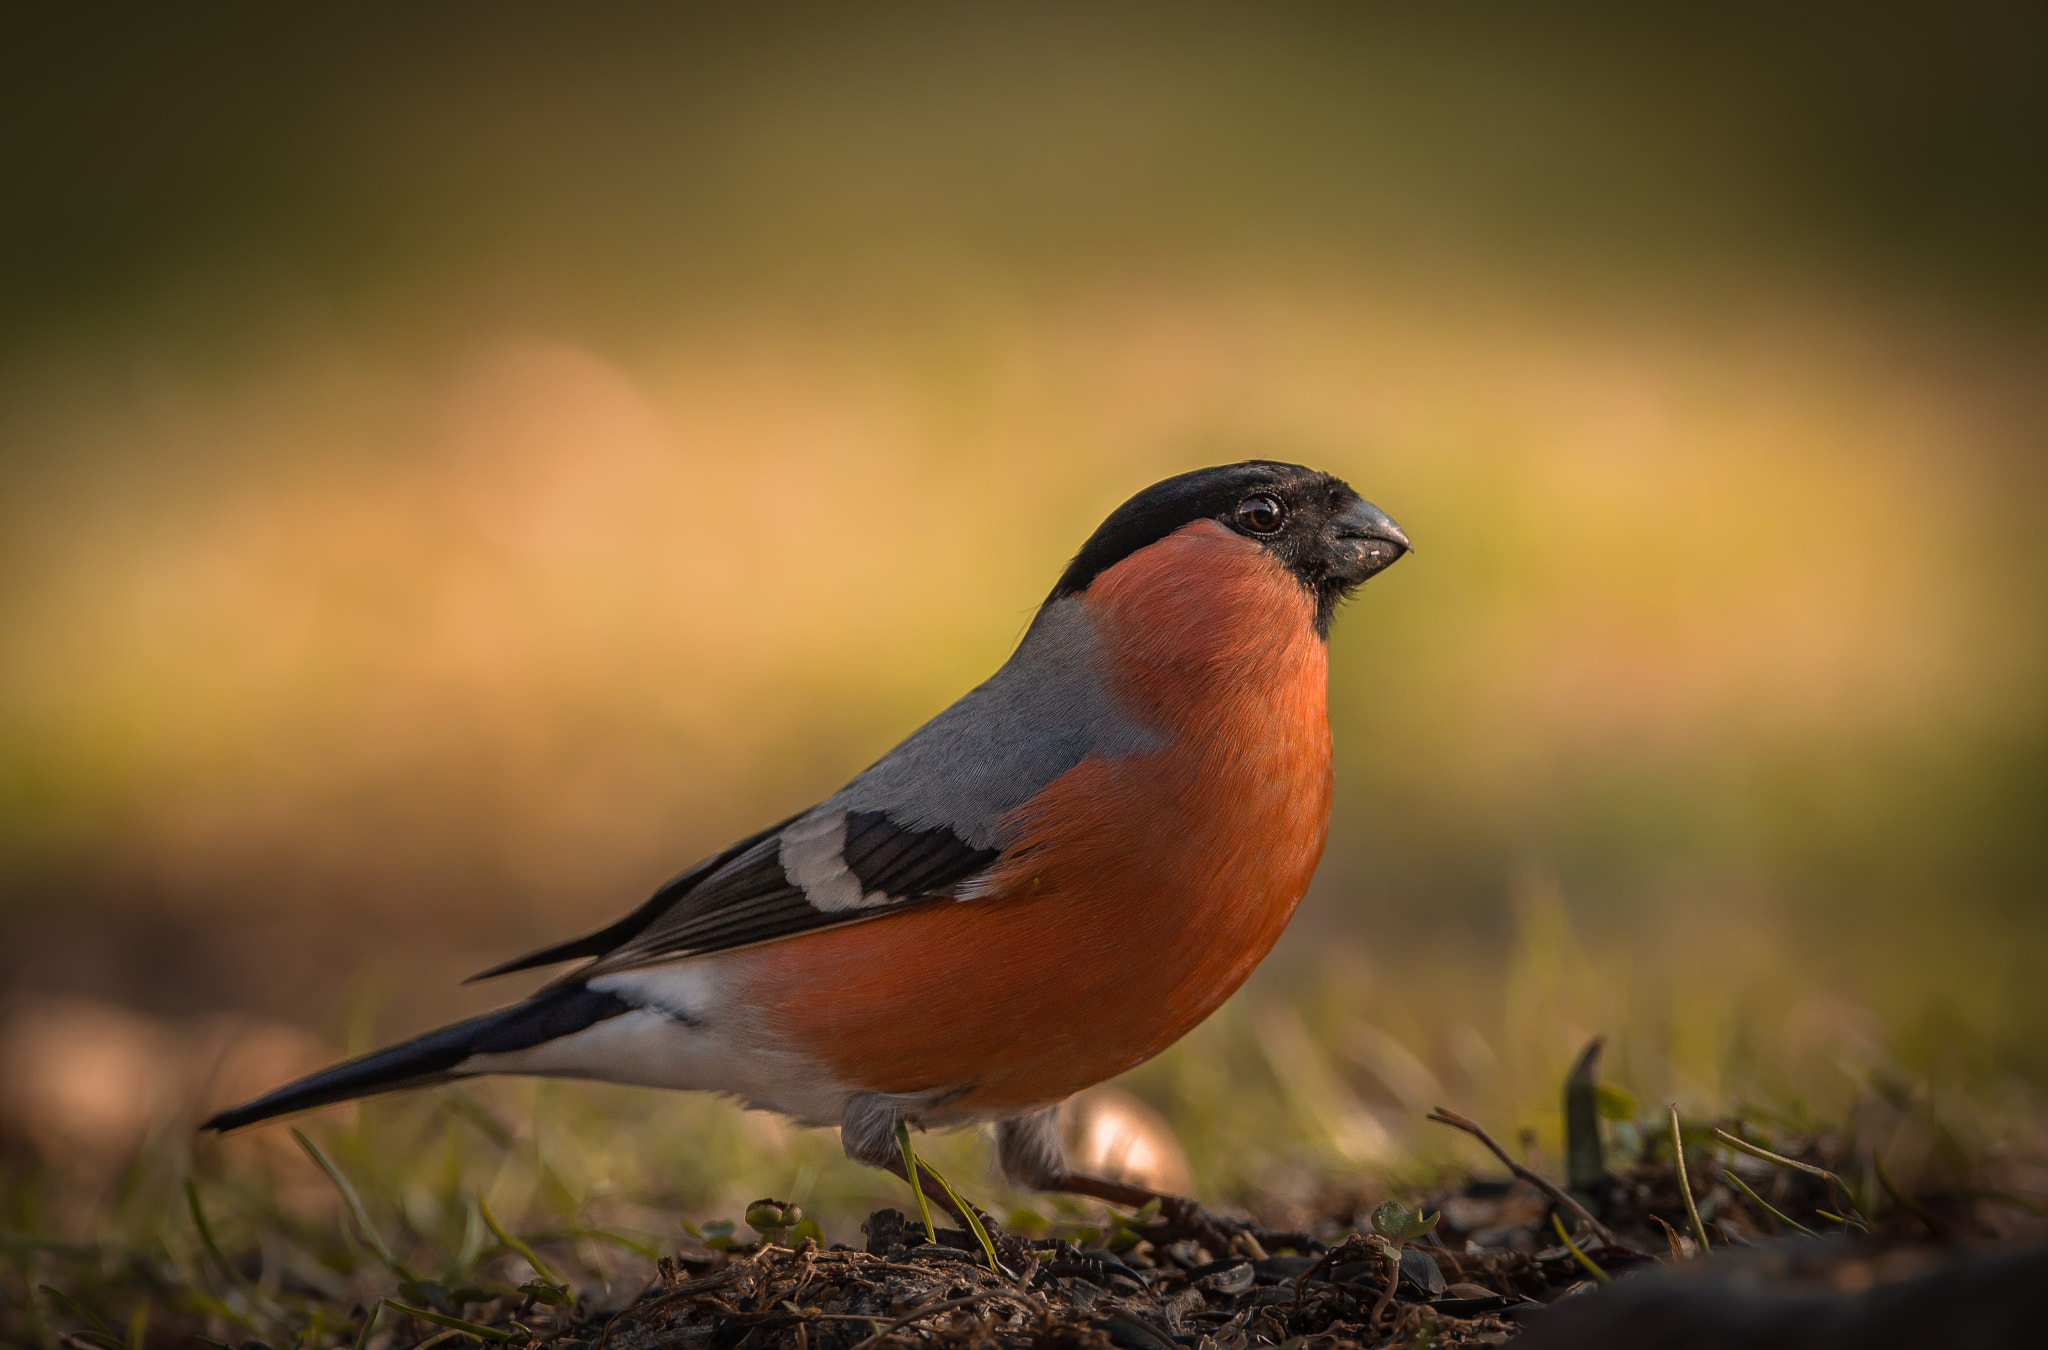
[8, 889, 2044, 1350]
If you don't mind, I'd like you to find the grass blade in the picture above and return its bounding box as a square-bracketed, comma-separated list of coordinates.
[1710, 1128, 1834, 1182]
[185, 1181, 253, 1292]
[1873, 1153, 1945, 1237]
[477, 1195, 560, 1286]
[894, 1122, 937, 1244]
[517, 1227, 657, 1260]
[1959, 1188, 2045, 1217]
[1667, 1105, 1709, 1254]
[438, 1090, 516, 1150]
[293, 1128, 416, 1281]
[1719, 1168, 1817, 1238]
[912, 1158, 1007, 1276]
[351, 1301, 382, 1350]
[1, 1236, 99, 1258]
[185, 1180, 288, 1322]
[1711, 1127, 1867, 1225]
[181, 1289, 262, 1334]
[1549, 1213, 1611, 1284]
[383, 1300, 517, 1342]
[40, 1286, 119, 1344]
[1563, 1037, 1606, 1198]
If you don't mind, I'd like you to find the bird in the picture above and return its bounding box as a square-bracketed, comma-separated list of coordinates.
[204, 460, 1410, 1231]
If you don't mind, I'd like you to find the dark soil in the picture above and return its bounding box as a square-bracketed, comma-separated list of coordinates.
[474, 1105, 2048, 1350]
[511, 1178, 2047, 1350]
[577, 1212, 1524, 1350]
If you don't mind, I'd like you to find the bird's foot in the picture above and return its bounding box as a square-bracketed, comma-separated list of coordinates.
[1058, 1172, 1320, 1259]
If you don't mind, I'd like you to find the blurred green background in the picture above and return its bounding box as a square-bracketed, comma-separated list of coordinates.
[3, 3, 2046, 1244]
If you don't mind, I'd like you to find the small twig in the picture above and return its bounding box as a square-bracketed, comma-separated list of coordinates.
[847, 1292, 997, 1350]
[1720, 1169, 1817, 1237]
[1291, 1232, 1366, 1311]
[1366, 1265, 1398, 1329]
[1667, 1105, 1709, 1255]
[1365, 1238, 1401, 1331]
[593, 1257, 753, 1350]
[1426, 1108, 1621, 1247]
[1004, 1250, 1047, 1323]
[750, 1307, 1027, 1328]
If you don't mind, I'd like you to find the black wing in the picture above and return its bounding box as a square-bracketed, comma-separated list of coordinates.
[465, 812, 800, 981]
[469, 809, 999, 979]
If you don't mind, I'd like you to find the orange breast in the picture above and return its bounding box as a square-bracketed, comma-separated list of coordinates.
[732, 521, 1331, 1113]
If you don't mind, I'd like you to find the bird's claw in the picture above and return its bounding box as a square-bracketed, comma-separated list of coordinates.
[1139, 1197, 1318, 1262]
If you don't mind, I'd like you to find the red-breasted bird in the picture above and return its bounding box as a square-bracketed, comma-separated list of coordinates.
[204, 461, 1409, 1219]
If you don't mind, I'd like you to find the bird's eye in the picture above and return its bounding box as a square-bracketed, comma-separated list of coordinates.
[1235, 493, 1286, 535]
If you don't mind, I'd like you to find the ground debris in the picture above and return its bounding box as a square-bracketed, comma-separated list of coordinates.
[18, 1046, 2048, 1350]
[549, 1193, 2047, 1350]
[571, 1211, 1528, 1350]
[555, 1105, 2048, 1350]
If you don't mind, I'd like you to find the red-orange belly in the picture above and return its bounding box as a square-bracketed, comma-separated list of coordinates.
[732, 521, 1334, 1113]
[730, 742, 1329, 1112]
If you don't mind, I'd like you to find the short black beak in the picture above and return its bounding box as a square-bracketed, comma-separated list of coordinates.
[1330, 497, 1411, 584]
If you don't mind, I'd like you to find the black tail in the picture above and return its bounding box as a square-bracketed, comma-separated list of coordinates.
[201, 984, 634, 1131]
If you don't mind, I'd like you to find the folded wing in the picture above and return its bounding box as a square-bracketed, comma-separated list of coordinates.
[469, 595, 1159, 980]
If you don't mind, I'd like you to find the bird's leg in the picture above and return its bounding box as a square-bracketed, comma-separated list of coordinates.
[843, 1092, 1007, 1270]
[1057, 1172, 1325, 1258]
[996, 1108, 1216, 1239]
[1055, 1171, 1168, 1210]
[1056, 1172, 1234, 1254]
[995, 1108, 1311, 1257]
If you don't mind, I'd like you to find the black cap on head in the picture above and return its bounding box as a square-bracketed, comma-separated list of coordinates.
[1048, 461, 1410, 636]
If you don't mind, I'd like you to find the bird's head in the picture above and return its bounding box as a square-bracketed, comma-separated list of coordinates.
[1049, 461, 1410, 636]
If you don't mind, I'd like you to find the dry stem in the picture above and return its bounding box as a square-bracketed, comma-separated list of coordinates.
[1426, 1107, 1626, 1249]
